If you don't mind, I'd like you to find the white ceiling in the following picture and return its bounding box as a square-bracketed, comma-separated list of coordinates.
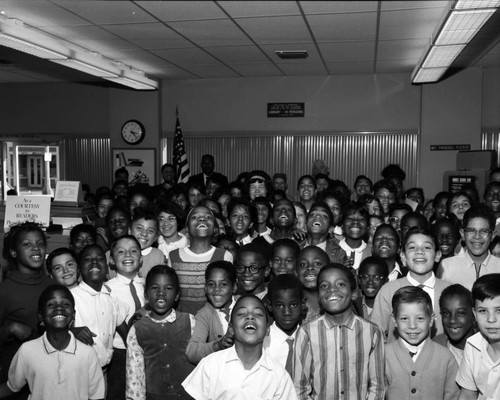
[0, 0, 499, 84]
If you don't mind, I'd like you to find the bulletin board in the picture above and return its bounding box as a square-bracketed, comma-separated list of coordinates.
[112, 148, 156, 185]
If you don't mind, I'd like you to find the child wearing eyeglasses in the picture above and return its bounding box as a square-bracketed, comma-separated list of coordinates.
[235, 243, 271, 300]
[437, 205, 500, 290]
[357, 256, 389, 319]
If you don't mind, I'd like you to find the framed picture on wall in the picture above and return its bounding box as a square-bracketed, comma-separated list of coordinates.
[112, 148, 156, 185]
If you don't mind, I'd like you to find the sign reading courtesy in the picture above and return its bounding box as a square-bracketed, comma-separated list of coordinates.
[267, 103, 305, 118]
[4, 196, 51, 232]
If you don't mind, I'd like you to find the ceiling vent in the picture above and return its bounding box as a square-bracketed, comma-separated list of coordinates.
[275, 50, 308, 59]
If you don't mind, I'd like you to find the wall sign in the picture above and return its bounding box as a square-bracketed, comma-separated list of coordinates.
[430, 144, 471, 151]
[448, 175, 475, 193]
[54, 181, 83, 204]
[4, 195, 51, 232]
[267, 103, 304, 118]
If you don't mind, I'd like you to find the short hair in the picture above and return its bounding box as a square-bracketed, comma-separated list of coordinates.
[354, 175, 373, 188]
[4, 222, 46, 262]
[462, 205, 496, 230]
[317, 263, 357, 291]
[342, 203, 370, 224]
[38, 284, 75, 312]
[272, 238, 300, 258]
[297, 174, 316, 190]
[447, 191, 473, 213]
[431, 217, 460, 239]
[156, 201, 185, 230]
[227, 197, 257, 225]
[106, 206, 132, 225]
[373, 179, 397, 198]
[230, 294, 268, 324]
[373, 223, 400, 247]
[439, 284, 473, 310]
[472, 273, 500, 303]
[252, 196, 272, 215]
[359, 256, 389, 276]
[489, 167, 500, 180]
[161, 163, 175, 173]
[78, 244, 105, 265]
[392, 286, 433, 317]
[388, 203, 412, 215]
[187, 181, 206, 195]
[70, 224, 97, 244]
[95, 191, 114, 205]
[291, 201, 306, 217]
[268, 274, 303, 301]
[405, 187, 424, 201]
[381, 164, 406, 181]
[433, 191, 451, 207]
[235, 243, 268, 265]
[205, 260, 236, 284]
[114, 167, 129, 179]
[401, 212, 428, 230]
[46, 247, 78, 274]
[308, 201, 334, 226]
[402, 226, 438, 249]
[110, 234, 141, 255]
[299, 245, 330, 265]
[145, 265, 179, 292]
[131, 206, 158, 225]
[112, 179, 128, 190]
[273, 173, 287, 183]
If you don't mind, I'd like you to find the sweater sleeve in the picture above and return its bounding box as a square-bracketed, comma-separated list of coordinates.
[186, 306, 219, 364]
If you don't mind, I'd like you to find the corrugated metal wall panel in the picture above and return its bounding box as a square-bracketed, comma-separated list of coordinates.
[63, 138, 111, 191]
[482, 132, 500, 166]
[163, 131, 419, 197]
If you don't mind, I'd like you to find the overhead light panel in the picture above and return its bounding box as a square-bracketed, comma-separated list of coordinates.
[51, 59, 118, 78]
[106, 76, 158, 90]
[0, 33, 67, 59]
[275, 50, 308, 59]
[412, 0, 500, 84]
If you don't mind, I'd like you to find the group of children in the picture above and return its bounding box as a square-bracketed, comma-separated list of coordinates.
[1, 163, 500, 399]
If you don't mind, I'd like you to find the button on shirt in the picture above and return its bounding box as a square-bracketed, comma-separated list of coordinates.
[456, 332, 500, 400]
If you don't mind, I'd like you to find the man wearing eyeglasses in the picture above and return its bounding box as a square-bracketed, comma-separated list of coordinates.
[188, 154, 228, 191]
[437, 205, 500, 290]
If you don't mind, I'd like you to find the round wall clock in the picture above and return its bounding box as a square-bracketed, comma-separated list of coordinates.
[121, 120, 145, 145]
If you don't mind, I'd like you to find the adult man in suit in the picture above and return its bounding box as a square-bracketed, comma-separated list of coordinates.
[188, 154, 228, 190]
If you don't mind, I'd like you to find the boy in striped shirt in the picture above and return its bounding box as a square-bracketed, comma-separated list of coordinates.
[293, 263, 385, 400]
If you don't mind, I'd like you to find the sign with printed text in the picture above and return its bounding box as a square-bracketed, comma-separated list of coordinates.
[430, 144, 471, 151]
[267, 103, 305, 117]
[54, 181, 83, 203]
[4, 196, 51, 232]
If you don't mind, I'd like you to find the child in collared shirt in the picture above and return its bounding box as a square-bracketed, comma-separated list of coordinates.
[270, 238, 300, 276]
[227, 198, 256, 246]
[385, 286, 459, 400]
[126, 265, 195, 400]
[186, 261, 237, 364]
[456, 273, 500, 400]
[357, 256, 388, 319]
[47, 247, 79, 289]
[235, 244, 270, 300]
[0, 285, 105, 400]
[182, 295, 297, 400]
[263, 274, 304, 376]
[157, 202, 189, 262]
[293, 263, 385, 400]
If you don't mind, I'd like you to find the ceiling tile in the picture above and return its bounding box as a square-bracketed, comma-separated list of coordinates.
[236, 16, 312, 44]
[218, 1, 301, 17]
[232, 63, 283, 77]
[300, 1, 378, 14]
[307, 13, 377, 42]
[277, 62, 328, 76]
[168, 19, 253, 46]
[183, 64, 240, 78]
[318, 41, 375, 62]
[152, 48, 222, 66]
[204, 45, 270, 64]
[0, 0, 89, 27]
[103, 23, 194, 49]
[51, 0, 156, 25]
[260, 43, 322, 63]
[136, 1, 227, 21]
[381, 1, 450, 11]
[326, 60, 374, 74]
[377, 38, 429, 61]
[376, 59, 419, 73]
[379, 8, 448, 41]
[115, 50, 177, 75]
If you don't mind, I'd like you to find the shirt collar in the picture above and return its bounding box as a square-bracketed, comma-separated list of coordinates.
[467, 331, 489, 351]
[339, 239, 367, 253]
[225, 346, 273, 371]
[115, 272, 144, 285]
[270, 322, 298, 341]
[322, 312, 355, 330]
[399, 337, 426, 354]
[141, 247, 152, 256]
[407, 271, 436, 289]
[147, 308, 177, 323]
[77, 281, 110, 296]
[42, 331, 77, 355]
[465, 250, 492, 266]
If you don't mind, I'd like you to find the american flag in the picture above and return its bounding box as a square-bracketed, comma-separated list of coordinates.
[173, 108, 190, 183]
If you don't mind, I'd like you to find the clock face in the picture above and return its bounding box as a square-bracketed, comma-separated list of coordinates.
[121, 120, 145, 145]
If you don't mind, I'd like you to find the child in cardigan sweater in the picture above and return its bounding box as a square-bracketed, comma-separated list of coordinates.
[186, 260, 237, 364]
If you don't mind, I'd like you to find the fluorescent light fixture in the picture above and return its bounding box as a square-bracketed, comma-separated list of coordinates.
[0, 33, 67, 59]
[435, 9, 496, 45]
[455, 0, 500, 9]
[413, 67, 448, 83]
[106, 76, 158, 90]
[275, 50, 309, 59]
[51, 59, 118, 78]
[421, 44, 466, 68]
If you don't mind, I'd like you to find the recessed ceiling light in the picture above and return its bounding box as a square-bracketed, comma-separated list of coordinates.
[275, 50, 308, 59]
